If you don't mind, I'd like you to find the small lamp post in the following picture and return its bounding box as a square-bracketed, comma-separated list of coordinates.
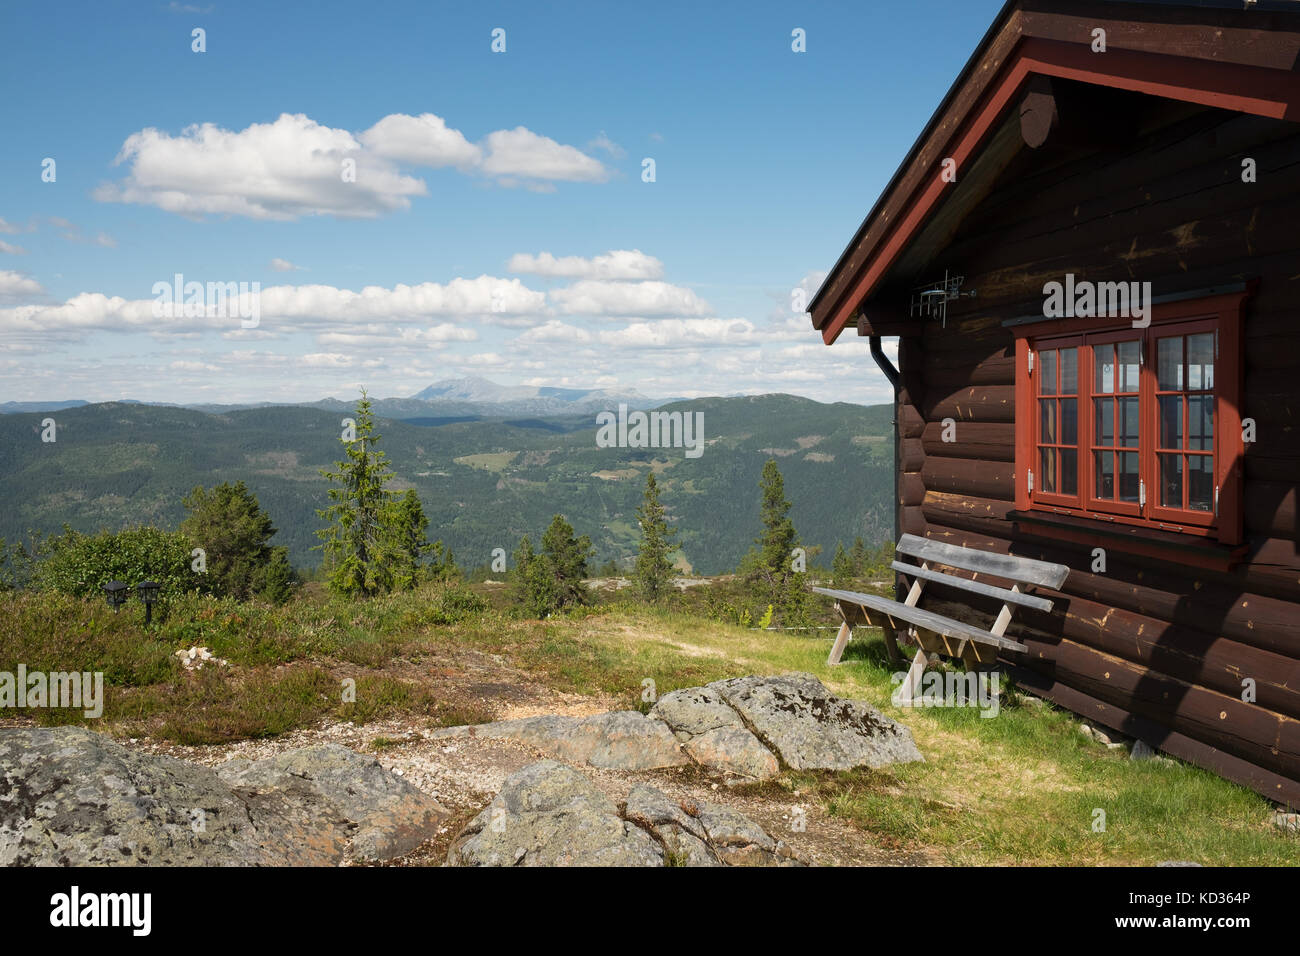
[135, 580, 160, 626]
[102, 580, 129, 612]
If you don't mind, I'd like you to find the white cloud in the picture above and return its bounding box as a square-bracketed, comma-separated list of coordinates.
[0, 271, 44, 301]
[480, 127, 608, 183]
[0, 241, 27, 255]
[360, 112, 482, 169]
[549, 279, 710, 317]
[0, 218, 22, 235]
[597, 318, 755, 348]
[269, 257, 304, 272]
[94, 112, 609, 220]
[587, 132, 626, 159]
[94, 113, 427, 220]
[517, 320, 591, 345]
[507, 249, 663, 280]
[0, 276, 545, 341]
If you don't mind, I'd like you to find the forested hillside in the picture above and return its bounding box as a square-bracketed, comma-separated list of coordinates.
[0, 395, 893, 575]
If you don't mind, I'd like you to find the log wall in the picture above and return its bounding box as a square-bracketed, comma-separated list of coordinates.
[893, 96, 1300, 806]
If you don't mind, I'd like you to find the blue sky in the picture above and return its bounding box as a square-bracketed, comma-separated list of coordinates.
[0, 0, 1006, 405]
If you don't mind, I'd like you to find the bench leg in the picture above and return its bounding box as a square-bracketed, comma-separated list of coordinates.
[881, 619, 903, 666]
[893, 647, 929, 707]
[827, 621, 852, 666]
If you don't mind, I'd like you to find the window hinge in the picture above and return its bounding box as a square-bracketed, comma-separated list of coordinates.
[1027, 351, 1034, 374]
[1214, 484, 1219, 517]
[1139, 479, 1146, 507]
[1138, 340, 1145, 367]
[1027, 469, 1034, 493]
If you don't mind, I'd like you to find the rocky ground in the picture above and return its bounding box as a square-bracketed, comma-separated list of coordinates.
[0, 673, 939, 867]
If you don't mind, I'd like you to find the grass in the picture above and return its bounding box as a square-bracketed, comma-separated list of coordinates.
[0, 583, 1295, 865]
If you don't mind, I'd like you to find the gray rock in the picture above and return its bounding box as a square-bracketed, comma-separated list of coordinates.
[1157, 860, 1204, 867]
[1130, 740, 1157, 761]
[448, 711, 690, 772]
[0, 727, 447, 867]
[708, 673, 923, 771]
[650, 686, 745, 739]
[449, 760, 664, 866]
[622, 786, 719, 867]
[1272, 812, 1300, 833]
[651, 687, 780, 780]
[685, 727, 780, 781]
[217, 744, 447, 861]
[1, 727, 280, 867]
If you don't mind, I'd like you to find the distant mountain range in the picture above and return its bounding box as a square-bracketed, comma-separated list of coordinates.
[0, 377, 673, 421]
[0, 393, 893, 576]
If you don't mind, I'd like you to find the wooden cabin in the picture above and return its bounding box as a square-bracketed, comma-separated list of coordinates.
[809, 0, 1300, 807]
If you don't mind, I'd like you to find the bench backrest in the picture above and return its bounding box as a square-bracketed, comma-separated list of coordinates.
[895, 533, 1069, 590]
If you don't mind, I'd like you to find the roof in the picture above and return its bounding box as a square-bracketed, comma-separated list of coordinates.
[810, 0, 1300, 343]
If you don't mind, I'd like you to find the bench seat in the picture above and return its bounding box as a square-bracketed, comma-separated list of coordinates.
[812, 586, 1028, 653]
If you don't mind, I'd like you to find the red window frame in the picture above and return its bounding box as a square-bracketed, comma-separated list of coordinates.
[1013, 291, 1246, 545]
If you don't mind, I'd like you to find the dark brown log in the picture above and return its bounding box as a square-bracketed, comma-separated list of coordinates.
[921, 456, 1014, 500]
[901, 437, 926, 473]
[901, 472, 925, 507]
[922, 491, 1017, 538]
[922, 386, 1016, 424]
[921, 421, 1014, 461]
[1244, 480, 1298, 541]
[900, 403, 925, 440]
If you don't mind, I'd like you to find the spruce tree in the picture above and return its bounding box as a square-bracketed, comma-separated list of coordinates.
[388, 488, 431, 590]
[180, 480, 277, 600]
[850, 536, 869, 575]
[540, 514, 594, 611]
[831, 542, 855, 587]
[315, 391, 400, 597]
[632, 472, 677, 602]
[746, 458, 811, 625]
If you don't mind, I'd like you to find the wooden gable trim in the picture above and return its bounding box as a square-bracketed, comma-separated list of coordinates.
[816, 36, 1300, 345]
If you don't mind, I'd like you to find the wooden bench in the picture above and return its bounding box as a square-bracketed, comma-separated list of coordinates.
[812, 534, 1069, 705]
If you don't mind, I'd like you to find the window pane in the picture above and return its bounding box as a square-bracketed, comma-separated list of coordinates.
[1189, 455, 1213, 512]
[1158, 336, 1183, 390]
[1158, 395, 1183, 450]
[1061, 348, 1078, 394]
[1095, 398, 1113, 445]
[1119, 396, 1140, 447]
[1040, 349, 1057, 395]
[1188, 332, 1215, 390]
[1159, 453, 1183, 508]
[1040, 447, 1057, 494]
[1119, 452, 1140, 503]
[1118, 341, 1141, 392]
[1060, 448, 1077, 496]
[1094, 343, 1114, 394]
[1188, 394, 1213, 451]
[1095, 450, 1114, 500]
[1061, 398, 1077, 446]
[1040, 399, 1057, 444]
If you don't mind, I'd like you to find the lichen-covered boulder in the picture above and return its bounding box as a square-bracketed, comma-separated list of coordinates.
[448, 760, 663, 866]
[708, 673, 923, 771]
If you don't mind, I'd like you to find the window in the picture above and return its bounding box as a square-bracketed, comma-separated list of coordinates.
[1013, 291, 1246, 544]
